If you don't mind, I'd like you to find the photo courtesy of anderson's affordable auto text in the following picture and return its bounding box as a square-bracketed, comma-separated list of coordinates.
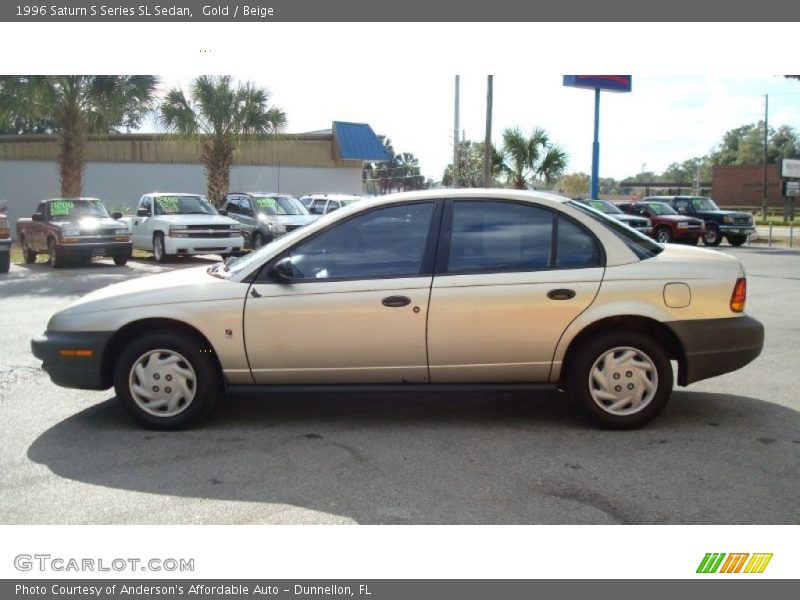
[0, 0, 798, 595]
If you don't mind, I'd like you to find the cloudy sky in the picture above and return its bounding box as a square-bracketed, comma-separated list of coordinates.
[5, 22, 800, 183]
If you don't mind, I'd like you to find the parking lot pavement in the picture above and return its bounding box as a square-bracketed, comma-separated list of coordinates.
[0, 249, 798, 525]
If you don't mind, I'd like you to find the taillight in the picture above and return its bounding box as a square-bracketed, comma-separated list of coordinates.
[730, 277, 747, 313]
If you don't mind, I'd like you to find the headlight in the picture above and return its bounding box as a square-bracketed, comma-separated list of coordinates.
[722, 216, 733, 224]
[169, 225, 189, 231]
[677, 222, 690, 229]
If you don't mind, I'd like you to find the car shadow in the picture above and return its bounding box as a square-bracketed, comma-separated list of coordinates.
[26, 390, 800, 524]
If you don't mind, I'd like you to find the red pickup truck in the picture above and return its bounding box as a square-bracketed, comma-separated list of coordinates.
[0, 211, 10, 273]
[16, 198, 133, 268]
[616, 201, 705, 244]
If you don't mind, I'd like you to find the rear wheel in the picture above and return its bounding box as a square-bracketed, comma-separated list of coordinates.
[703, 224, 722, 246]
[0, 252, 9, 273]
[252, 232, 265, 250]
[727, 235, 747, 247]
[113, 331, 221, 430]
[21, 236, 37, 264]
[655, 227, 673, 244]
[567, 330, 673, 429]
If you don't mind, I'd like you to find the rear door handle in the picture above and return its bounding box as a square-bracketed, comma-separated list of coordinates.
[382, 295, 411, 308]
[547, 288, 576, 301]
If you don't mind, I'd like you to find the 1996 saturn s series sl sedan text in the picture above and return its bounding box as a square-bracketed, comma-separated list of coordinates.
[31, 190, 764, 430]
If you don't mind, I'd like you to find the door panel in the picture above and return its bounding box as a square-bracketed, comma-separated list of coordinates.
[244, 278, 432, 383]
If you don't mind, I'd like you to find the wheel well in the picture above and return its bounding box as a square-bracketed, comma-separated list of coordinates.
[558, 316, 686, 386]
[100, 318, 222, 388]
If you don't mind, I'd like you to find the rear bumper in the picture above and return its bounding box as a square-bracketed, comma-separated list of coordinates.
[666, 316, 764, 386]
[31, 330, 113, 390]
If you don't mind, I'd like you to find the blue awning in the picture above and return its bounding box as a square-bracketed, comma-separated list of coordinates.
[333, 121, 390, 161]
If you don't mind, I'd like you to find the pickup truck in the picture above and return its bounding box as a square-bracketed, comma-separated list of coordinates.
[121, 193, 244, 263]
[645, 195, 755, 247]
[0, 210, 10, 273]
[16, 198, 132, 268]
[616, 200, 705, 244]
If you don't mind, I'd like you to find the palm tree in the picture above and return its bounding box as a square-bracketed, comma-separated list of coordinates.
[501, 127, 568, 189]
[0, 75, 158, 196]
[158, 76, 287, 204]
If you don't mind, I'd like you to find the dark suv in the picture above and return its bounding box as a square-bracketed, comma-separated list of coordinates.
[645, 196, 755, 247]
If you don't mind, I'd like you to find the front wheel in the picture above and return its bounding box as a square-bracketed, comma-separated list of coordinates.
[153, 233, 169, 263]
[48, 238, 65, 268]
[567, 331, 673, 429]
[727, 235, 747, 247]
[703, 225, 722, 246]
[655, 227, 673, 244]
[113, 331, 221, 429]
[252, 232, 265, 250]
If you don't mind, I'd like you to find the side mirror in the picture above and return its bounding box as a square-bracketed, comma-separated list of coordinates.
[218, 208, 228, 216]
[32, 212, 45, 222]
[677, 207, 687, 214]
[269, 257, 295, 282]
[136, 207, 150, 217]
[112, 211, 123, 220]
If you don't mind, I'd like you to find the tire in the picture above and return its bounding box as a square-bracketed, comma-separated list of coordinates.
[727, 235, 747, 247]
[113, 255, 129, 266]
[567, 330, 673, 429]
[655, 227, 673, 244]
[0, 252, 9, 273]
[21, 236, 37, 264]
[113, 331, 222, 430]
[252, 232, 265, 250]
[703, 224, 722, 247]
[48, 238, 65, 268]
[153, 233, 169, 263]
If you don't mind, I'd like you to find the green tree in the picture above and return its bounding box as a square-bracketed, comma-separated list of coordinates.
[501, 127, 567, 189]
[711, 122, 799, 166]
[0, 75, 158, 196]
[159, 75, 287, 204]
[442, 140, 505, 188]
[557, 172, 590, 197]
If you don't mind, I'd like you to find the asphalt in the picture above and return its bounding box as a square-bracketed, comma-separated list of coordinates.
[0, 248, 798, 524]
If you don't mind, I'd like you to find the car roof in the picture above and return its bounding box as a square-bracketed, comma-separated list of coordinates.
[43, 197, 102, 201]
[145, 192, 204, 197]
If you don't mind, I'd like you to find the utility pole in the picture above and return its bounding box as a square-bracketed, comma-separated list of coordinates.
[483, 75, 493, 188]
[762, 94, 769, 218]
[453, 75, 460, 188]
[590, 88, 601, 199]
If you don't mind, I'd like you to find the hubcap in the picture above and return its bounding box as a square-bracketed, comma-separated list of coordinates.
[154, 237, 163, 261]
[657, 230, 670, 243]
[705, 229, 719, 244]
[128, 348, 196, 417]
[588, 346, 658, 416]
[254, 234, 263, 249]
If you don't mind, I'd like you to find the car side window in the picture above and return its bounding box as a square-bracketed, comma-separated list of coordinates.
[282, 202, 435, 280]
[240, 198, 253, 214]
[141, 197, 152, 215]
[555, 215, 603, 268]
[446, 200, 554, 273]
[226, 197, 240, 213]
[631, 205, 647, 216]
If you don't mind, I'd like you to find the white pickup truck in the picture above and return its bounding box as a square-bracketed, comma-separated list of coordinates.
[121, 193, 244, 263]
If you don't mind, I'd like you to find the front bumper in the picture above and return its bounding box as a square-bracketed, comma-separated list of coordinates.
[666, 315, 764, 386]
[59, 241, 132, 258]
[164, 235, 244, 255]
[718, 225, 756, 236]
[31, 330, 114, 390]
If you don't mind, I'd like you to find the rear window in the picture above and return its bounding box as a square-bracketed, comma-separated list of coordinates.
[566, 200, 663, 259]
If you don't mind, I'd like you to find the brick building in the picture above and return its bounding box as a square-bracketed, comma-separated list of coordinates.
[711, 164, 785, 208]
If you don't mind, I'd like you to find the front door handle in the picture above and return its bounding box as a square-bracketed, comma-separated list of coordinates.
[547, 288, 576, 301]
[382, 295, 411, 308]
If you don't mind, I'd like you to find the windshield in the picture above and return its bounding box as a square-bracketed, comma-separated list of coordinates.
[253, 195, 308, 216]
[567, 200, 663, 259]
[646, 202, 677, 216]
[49, 199, 110, 220]
[585, 199, 622, 215]
[689, 197, 719, 211]
[154, 195, 217, 215]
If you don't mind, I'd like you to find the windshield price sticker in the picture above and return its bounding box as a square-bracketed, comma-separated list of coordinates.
[157, 196, 180, 213]
[255, 197, 277, 209]
[50, 201, 74, 216]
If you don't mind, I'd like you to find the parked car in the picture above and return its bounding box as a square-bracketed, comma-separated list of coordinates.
[573, 198, 652, 236]
[119, 193, 244, 263]
[616, 201, 705, 244]
[0, 210, 10, 273]
[32, 189, 763, 431]
[16, 198, 132, 268]
[305, 193, 363, 218]
[221, 194, 286, 250]
[644, 196, 755, 247]
[229, 192, 315, 233]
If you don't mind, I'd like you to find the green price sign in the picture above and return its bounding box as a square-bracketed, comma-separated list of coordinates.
[255, 197, 277, 209]
[50, 201, 74, 216]
[156, 196, 180, 213]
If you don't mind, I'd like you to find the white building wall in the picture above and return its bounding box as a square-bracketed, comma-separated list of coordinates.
[0, 161, 363, 236]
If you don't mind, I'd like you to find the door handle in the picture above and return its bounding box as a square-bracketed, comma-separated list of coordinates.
[382, 295, 411, 308]
[547, 288, 576, 301]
